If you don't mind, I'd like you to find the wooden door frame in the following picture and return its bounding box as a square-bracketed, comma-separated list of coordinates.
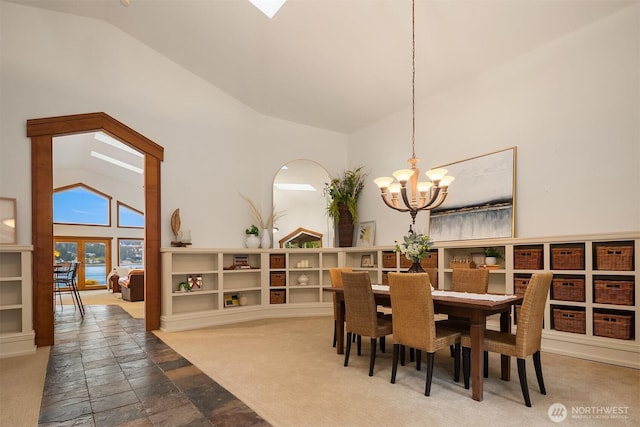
[27, 112, 164, 346]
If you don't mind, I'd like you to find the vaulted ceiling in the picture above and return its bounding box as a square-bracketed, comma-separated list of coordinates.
[9, 0, 636, 134]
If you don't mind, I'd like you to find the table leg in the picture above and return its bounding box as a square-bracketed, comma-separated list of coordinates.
[469, 311, 485, 401]
[335, 295, 345, 355]
[500, 311, 511, 381]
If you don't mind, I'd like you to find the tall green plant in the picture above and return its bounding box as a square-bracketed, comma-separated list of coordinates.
[325, 166, 367, 225]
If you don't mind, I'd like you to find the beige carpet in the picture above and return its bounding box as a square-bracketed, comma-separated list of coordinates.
[155, 317, 639, 427]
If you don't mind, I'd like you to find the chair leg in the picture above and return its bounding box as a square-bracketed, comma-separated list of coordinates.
[400, 345, 406, 366]
[415, 350, 422, 371]
[454, 343, 460, 383]
[369, 338, 377, 376]
[332, 320, 337, 348]
[449, 344, 455, 357]
[409, 347, 415, 362]
[357, 335, 362, 356]
[517, 358, 532, 407]
[424, 352, 435, 396]
[380, 336, 386, 353]
[391, 343, 400, 383]
[483, 351, 488, 378]
[344, 332, 352, 367]
[533, 351, 546, 395]
[462, 346, 470, 390]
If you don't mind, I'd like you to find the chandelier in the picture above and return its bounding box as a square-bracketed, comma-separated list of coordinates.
[373, 0, 454, 229]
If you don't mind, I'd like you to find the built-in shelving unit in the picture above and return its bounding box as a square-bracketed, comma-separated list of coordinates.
[160, 232, 638, 368]
[0, 246, 35, 359]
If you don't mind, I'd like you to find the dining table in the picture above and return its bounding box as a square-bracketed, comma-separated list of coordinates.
[327, 285, 523, 402]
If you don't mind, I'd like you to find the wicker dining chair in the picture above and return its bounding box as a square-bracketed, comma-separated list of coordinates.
[388, 272, 461, 396]
[329, 267, 352, 348]
[461, 271, 553, 407]
[341, 271, 393, 376]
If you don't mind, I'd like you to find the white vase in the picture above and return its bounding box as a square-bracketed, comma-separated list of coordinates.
[261, 229, 271, 249]
[245, 235, 260, 249]
[485, 256, 497, 266]
[297, 273, 309, 286]
[239, 295, 248, 306]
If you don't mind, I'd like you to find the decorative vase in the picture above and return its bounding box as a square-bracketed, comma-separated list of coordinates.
[297, 273, 309, 286]
[485, 256, 497, 266]
[407, 261, 425, 273]
[245, 234, 260, 249]
[261, 229, 271, 249]
[239, 295, 248, 306]
[336, 202, 354, 247]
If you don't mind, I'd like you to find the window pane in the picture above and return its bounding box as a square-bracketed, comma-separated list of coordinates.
[85, 242, 107, 286]
[118, 204, 144, 228]
[119, 239, 144, 268]
[53, 186, 109, 225]
[55, 241, 77, 263]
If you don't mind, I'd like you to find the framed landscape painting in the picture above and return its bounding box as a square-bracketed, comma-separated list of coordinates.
[429, 147, 516, 242]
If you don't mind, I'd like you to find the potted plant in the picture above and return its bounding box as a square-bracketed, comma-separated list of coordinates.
[484, 247, 503, 266]
[245, 225, 260, 248]
[325, 166, 367, 247]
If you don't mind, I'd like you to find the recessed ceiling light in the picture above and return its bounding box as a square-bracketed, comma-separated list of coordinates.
[248, 0, 287, 19]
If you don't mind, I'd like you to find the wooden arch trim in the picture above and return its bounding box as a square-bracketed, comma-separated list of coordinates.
[27, 112, 163, 346]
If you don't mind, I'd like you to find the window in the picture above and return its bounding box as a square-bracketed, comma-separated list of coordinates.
[117, 202, 144, 228]
[53, 184, 111, 226]
[119, 238, 144, 269]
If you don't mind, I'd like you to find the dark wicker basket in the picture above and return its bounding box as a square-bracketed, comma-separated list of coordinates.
[594, 280, 634, 306]
[514, 248, 543, 270]
[593, 312, 632, 340]
[552, 278, 585, 302]
[596, 246, 634, 271]
[551, 247, 584, 270]
[514, 277, 530, 296]
[553, 308, 586, 334]
[270, 290, 286, 304]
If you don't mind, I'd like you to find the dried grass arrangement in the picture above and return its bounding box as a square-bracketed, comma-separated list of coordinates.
[240, 194, 284, 230]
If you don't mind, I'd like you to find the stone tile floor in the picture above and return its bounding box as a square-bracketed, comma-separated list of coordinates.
[39, 304, 270, 427]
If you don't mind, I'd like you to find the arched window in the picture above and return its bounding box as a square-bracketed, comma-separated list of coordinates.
[117, 201, 144, 228]
[53, 183, 111, 226]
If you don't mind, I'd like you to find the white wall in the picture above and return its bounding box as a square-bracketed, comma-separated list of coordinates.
[352, 4, 640, 244]
[0, 2, 348, 248]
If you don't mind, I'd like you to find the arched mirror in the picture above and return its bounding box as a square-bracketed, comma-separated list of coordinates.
[273, 160, 334, 248]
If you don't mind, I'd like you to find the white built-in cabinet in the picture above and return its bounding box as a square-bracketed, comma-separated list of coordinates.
[161, 232, 638, 368]
[0, 246, 35, 358]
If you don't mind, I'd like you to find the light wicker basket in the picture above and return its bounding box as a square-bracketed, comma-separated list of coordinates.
[596, 246, 634, 271]
[594, 280, 634, 306]
[553, 308, 586, 334]
[593, 312, 632, 340]
[551, 247, 584, 270]
[552, 278, 585, 302]
[514, 248, 543, 270]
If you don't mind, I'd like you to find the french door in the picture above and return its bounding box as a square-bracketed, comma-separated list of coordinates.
[54, 237, 112, 290]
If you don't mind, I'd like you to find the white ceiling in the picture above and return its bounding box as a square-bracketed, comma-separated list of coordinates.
[9, 0, 637, 134]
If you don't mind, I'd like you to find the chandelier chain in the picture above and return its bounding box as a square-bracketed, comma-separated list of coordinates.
[411, 0, 416, 160]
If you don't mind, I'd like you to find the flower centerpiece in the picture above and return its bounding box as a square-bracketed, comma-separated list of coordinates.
[394, 232, 433, 273]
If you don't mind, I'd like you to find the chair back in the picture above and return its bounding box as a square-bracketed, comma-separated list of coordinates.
[515, 272, 553, 357]
[329, 267, 352, 288]
[341, 271, 379, 337]
[451, 268, 489, 294]
[388, 272, 437, 352]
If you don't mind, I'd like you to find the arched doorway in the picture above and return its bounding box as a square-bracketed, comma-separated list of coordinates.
[27, 112, 163, 346]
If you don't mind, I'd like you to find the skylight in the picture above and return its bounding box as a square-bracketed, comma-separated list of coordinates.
[274, 183, 316, 191]
[94, 132, 143, 157]
[248, 0, 287, 19]
[90, 151, 143, 174]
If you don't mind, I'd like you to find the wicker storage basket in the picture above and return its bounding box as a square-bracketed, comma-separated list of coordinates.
[594, 279, 634, 306]
[382, 272, 389, 286]
[514, 277, 530, 296]
[269, 254, 286, 269]
[399, 256, 413, 268]
[596, 246, 634, 271]
[552, 278, 585, 302]
[553, 308, 586, 334]
[593, 312, 632, 340]
[551, 247, 584, 270]
[514, 248, 543, 270]
[420, 252, 438, 269]
[270, 272, 286, 287]
[270, 290, 286, 304]
[382, 252, 396, 268]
